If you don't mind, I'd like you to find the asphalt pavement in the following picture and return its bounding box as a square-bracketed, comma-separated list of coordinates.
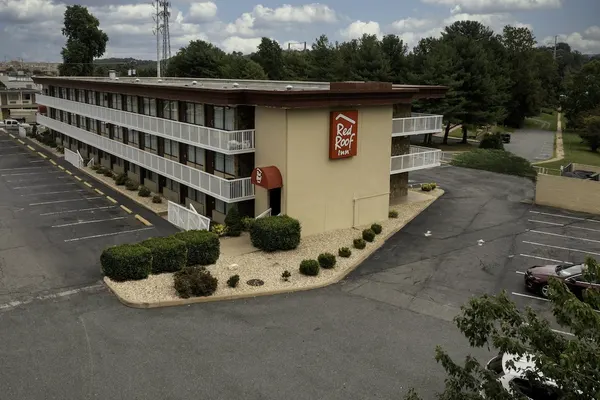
[1, 163, 594, 399]
[504, 128, 556, 162]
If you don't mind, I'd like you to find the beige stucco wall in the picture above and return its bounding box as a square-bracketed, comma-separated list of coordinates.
[163, 186, 179, 203]
[127, 171, 140, 185]
[144, 177, 158, 193]
[254, 106, 392, 236]
[535, 174, 600, 215]
[185, 198, 206, 215]
[113, 163, 125, 175]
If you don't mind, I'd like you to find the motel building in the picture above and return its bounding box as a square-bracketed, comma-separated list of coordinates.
[33, 77, 447, 236]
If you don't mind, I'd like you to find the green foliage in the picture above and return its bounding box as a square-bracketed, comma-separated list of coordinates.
[241, 216, 254, 232]
[115, 173, 128, 185]
[317, 252, 336, 269]
[224, 206, 243, 237]
[451, 149, 537, 179]
[362, 229, 376, 242]
[407, 257, 600, 400]
[95, 166, 106, 174]
[299, 259, 319, 276]
[138, 186, 151, 197]
[281, 270, 291, 281]
[251, 38, 284, 80]
[152, 195, 162, 204]
[353, 238, 366, 249]
[174, 230, 220, 266]
[125, 179, 138, 191]
[370, 223, 383, 235]
[220, 53, 268, 80]
[103, 169, 114, 178]
[564, 60, 600, 129]
[429, 182, 437, 190]
[389, 210, 399, 218]
[479, 133, 505, 150]
[174, 267, 218, 298]
[140, 237, 187, 274]
[250, 215, 301, 252]
[227, 274, 240, 288]
[421, 183, 432, 192]
[210, 223, 227, 237]
[580, 112, 600, 152]
[338, 247, 352, 258]
[166, 40, 226, 78]
[100, 243, 152, 281]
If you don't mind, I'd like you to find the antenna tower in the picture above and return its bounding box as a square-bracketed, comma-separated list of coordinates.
[152, 0, 171, 78]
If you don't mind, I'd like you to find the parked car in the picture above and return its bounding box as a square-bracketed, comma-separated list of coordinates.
[524, 262, 599, 298]
[501, 133, 511, 143]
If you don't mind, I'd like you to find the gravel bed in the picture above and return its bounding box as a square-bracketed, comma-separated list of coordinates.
[81, 166, 168, 214]
[106, 189, 444, 304]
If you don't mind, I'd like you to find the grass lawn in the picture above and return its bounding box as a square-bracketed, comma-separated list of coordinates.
[422, 142, 475, 152]
[524, 111, 565, 132]
[451, 149, 537, 179]
[536, 131, 600, 168]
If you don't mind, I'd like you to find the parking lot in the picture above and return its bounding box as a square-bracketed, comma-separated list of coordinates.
[0, 132, 177, 305]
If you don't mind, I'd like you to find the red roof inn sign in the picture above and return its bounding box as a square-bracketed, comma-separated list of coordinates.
[329, 110, 358, 159]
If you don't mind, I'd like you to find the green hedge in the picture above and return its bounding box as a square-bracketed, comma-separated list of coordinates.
[299, 259, 319, 276]
[250, 215, 301, 252]
[174, 230, 220, 266]
[100, 243, 152, 281]
[451, 149, 537, 180]
[140, 237, 187, 274]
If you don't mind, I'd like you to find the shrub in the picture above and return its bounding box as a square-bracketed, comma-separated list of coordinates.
[174, 230, 220, 266]
[371, 223, 383, 235]
[125, 179, 138, 191]
[250, 215, 301, 252]
[429, 182, 437, 190]
[103, 169, 114, 178]
[362, 229, 376, 242]
[451, 149, 537, 180]
[389, 210, 399, 218]
[174, 267, 218, 298]
[224, 206, 243, 237]
[140, 237, 187, 274]
[91, 163, 100, 171]
[211, 223, 227, 237]
[56, 146, 64, 154]
[115, 173, 128, 185]
[241, 216, 254, 232]
[152, 195, 162, 204]
[421, 183, 432, 192]
[138, 186, 151, 197]
[353, 238, 366, 249]
[227, 274, 240, 288]
[282, 270, 291, 281]
[338, 247, 352, 258]
[82, 158, 90, 165]
[479, 133, 504, 150]
[100, 243, 152, 281]
[95, 166, 106, 174]
[299, 259, 319, 276]
[318, 252, 336, 269]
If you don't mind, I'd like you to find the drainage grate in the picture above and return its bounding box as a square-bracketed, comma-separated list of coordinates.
[246, 279, 264, 287]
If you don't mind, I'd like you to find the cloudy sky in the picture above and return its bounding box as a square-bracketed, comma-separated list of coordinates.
[1, 0, 599, 62]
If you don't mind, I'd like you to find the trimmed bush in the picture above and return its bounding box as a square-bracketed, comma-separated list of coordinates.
[389, 210, 399, 218]
[353, 238, 366, 249]
[138, 186, 151, 197]
[421, 183, 432, 192]
[96, 166, 106, 174]
[299, 259, 319, 276]
[91, 163, 100, 171]
[103, 169, 114, 178]
[282, 270, 291, 281]
[318, 252, 336, 269]
[450, 149, 537, 180]
[250, 215, 301, 252]
[174, 230, 220, 266]
[174, 267, 218, 298]
[227, 274, 240, 288]
[362, 229, 376, 242]
[241, 216, 254, 232]
[338, 247, 352, 258]
[100, 243, 152, 281]
[479, 133, 504, 150]
[211, 223, 227, 237]
[125, 179, 138, 191]
[140, 237, 187, 274]
[115, 173, 128, 185]
[152, 195, 162, 204]
[224, 206, 243, 237]
[430, 182, 437, 190]
[371, 223, 383, 235]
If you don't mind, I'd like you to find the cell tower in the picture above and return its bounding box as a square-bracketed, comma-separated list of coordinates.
[152, 0, 171, 78]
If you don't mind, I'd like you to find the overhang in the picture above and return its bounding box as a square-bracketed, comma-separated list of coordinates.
[251, 166, 283, 190]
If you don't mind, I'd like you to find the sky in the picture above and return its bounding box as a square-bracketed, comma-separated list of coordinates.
[1, 0, 599, 62]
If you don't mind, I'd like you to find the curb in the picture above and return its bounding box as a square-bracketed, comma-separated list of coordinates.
[104, 190, 444, 309]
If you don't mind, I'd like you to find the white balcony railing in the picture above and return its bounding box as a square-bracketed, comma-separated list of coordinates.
[390, 145, 442, 174]
[392, 113, 443, 137]
[36, 94, 255, 155]
[37, 115, 254, 202]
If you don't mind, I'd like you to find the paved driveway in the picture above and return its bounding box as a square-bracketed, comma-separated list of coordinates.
[504, 129, 555, 162]
[2, 165, 584, 400]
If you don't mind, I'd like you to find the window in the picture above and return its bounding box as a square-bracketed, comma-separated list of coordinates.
[114, 126, 123, 141]
[184, 102, 205, 125]
[215, 199, 230, 214]
[98, 92, 109, 107]
[128, 130, 139, 146]
[146, 170, 155, 181]
[214, 106, 224, 129]
[100, 122, 109, 136]
[125, 96, 138, 113]
[59, 87, 67, 99]
[215, 152, 235, 175]
[164, 139, 179, 158]
[162, 100, 179, 120]
[130, 163, 139, 175]
[213, 106, 236, 130]
[78, 89, 85, 102]
[112, 93, 122, 110]
[188, 189, 205, 204]
[23, 93, 31, 101]
[114, 157, 124, 167]
[88, 118, 98, 133]
[87, 90, 96, 105]
[187, 146, 205, 167]
[165, 178, 179, 192]
[7, 92, 19, 102]
[143, 97, 156, 116]
[69, 88, 76, 100]
[144, 133, 158, 152]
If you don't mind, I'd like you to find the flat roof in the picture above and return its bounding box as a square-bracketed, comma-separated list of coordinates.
[32, 76, 448, 108]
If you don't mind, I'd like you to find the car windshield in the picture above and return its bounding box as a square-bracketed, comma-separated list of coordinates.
[556, 264, 584, 277]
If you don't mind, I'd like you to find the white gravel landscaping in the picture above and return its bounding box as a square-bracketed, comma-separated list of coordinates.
[105, 189, 444, 306]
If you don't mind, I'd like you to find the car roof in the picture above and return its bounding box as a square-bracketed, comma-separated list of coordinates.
[501, 353, 558, 386]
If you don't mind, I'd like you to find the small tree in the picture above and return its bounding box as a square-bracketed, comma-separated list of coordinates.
[581, 114, 600, 152]
[407, 257, 600, 400]
[224, 206, 243, 237]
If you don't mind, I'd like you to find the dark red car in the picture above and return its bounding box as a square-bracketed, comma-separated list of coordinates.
[524, 263, 600, 298]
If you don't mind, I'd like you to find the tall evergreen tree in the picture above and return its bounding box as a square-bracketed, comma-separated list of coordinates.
[251, 38, 284, 80]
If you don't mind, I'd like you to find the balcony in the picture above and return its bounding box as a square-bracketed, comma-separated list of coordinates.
[390, 146, 442, 174]
[37, 115, 255, 202]
[36, 94, 255, 155]
[392, 113, 443, 137]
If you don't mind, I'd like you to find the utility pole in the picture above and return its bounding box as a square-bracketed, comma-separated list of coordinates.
[553, 35, 558, 60]
[152, 0, 161, 78]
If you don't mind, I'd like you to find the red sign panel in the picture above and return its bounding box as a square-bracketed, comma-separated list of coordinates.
[329, 110, 358, 159]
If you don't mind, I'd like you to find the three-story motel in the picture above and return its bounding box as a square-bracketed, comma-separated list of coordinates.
[33, 76, 446, 236]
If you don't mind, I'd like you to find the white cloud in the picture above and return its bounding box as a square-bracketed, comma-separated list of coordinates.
[220, 36, 263, 54]
[421, 0, 562, 13]
[390, 17, 436, 32]
[543, 26, 600, 54]
[443, 12, 531, 31]
[188, 2, 217, 22]
[340, 20, 382, 40]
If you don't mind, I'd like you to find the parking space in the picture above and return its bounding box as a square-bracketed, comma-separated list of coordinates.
[0, 132, 178, 305]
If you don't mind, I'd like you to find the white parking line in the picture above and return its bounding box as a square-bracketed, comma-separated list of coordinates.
[522, 241, 600, 256]
[512, 292, 550, 302]
[529, 210, 600, 223]
[0, 166, 44, 171]
[519, 253, 574, 264]
[1, 171, 61, 177]
[528, 219, 563, 226]
[64, 227, 154, 242]
[528, 220, 600, 234]
[13, 182, 77, 189]
[52, 216, 125, 228]
[515, 271, 525, 275]
[529, 230, 600, 244]
[29, 196, 102, 206]
[21, 189, 86, 196]
[29, 160, 46, 163]
[40, 205, 116, 216]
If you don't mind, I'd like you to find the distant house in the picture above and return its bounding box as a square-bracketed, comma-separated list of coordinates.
[0, 76, 41, 122]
